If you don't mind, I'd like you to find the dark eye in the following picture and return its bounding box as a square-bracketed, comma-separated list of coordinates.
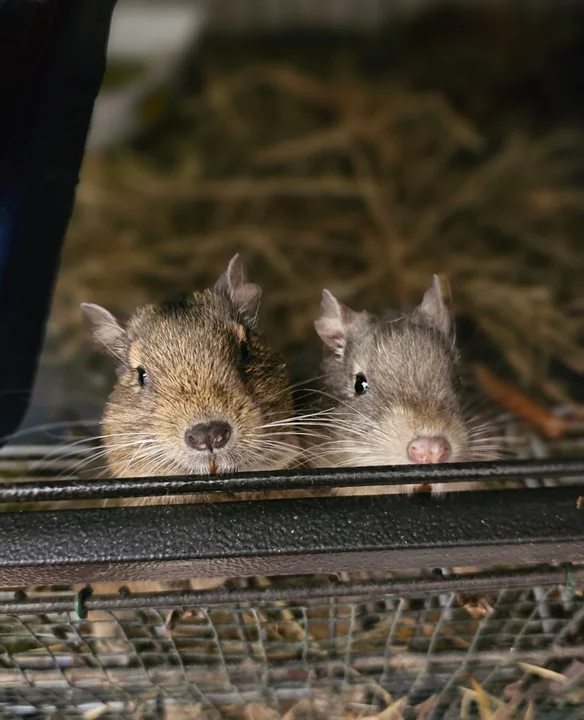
[354, 372, 368, 396]
[137, 366, 148, 387]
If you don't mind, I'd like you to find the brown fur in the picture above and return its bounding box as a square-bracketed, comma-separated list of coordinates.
[102, 295, 298, 489]
[80, 255, 302, 650]
[82, 255, 301, 501]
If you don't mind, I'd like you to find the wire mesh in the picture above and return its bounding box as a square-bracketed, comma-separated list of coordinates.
[0, 411, 583, 718]
[0, 576, 584, 719]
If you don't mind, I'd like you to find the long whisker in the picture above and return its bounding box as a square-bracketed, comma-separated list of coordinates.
[30, 433, 152, 471]
[1, 419, 101, 444]
[56, 440, 158, 478]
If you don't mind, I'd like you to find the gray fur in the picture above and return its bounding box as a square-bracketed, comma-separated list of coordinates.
[313, 277, 498, 495]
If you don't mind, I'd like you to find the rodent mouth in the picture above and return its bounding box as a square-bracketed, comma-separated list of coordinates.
[187, 448, 239, 476]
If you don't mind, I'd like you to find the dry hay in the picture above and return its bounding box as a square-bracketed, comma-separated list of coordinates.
[44, 42, 584, 413]
[142, 658, 584, 719]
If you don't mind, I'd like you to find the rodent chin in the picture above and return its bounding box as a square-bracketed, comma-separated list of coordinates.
[101, 409, 302, 479]
[103, 433, 300, 479]
[314, 404, 470, 468]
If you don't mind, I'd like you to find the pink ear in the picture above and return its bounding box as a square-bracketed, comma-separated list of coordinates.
[314, 316, 345, 351]
[314, 289, 357, 353]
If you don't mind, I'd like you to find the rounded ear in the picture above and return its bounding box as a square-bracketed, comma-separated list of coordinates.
[416, 274, 453, 337]
[214, 254, 262, 325]
[314, 289, 358, 358]
[80, 303, 127, 360]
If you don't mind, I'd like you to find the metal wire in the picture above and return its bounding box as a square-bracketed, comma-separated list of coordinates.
[0, 566, 582, 615]
[0, 457, 583, 504]
[0, 415, 583, 718]
[0, 578, 582, 718]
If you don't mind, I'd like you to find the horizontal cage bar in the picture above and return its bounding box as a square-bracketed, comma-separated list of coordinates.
[1, 458, 584, 503]
[1, 564, 582, 614]
[0, 486, 582, 585]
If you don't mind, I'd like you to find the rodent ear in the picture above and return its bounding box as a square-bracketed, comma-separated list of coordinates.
[417, 274, 453, 337]
[80, 303, 127, 359]
[215, 253, 262, 325]
[314, 289, 357, 357]
[232, 282, 262, 325]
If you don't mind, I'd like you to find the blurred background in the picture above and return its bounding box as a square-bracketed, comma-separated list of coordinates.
[19, 0, 584, 444]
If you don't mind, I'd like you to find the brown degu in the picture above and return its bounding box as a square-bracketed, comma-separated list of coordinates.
[81, 254, 301, 491]
[311, 275, 499, 495]
[79, 255, 302, 650]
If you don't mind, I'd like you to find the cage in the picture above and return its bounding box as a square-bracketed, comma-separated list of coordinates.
[1, 1, 584, 719]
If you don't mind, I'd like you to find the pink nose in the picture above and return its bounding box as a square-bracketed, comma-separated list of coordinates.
[407, 436, 451, 464]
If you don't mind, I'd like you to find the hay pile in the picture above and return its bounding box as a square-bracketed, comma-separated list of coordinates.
[44, 34, 584, 415]
[152, 659, 583, 719]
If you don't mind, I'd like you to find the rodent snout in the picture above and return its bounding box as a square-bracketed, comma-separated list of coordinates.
[407, 436, 451, 464]
[184, 421, 232, 452]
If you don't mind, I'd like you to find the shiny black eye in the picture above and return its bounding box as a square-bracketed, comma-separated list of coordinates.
[354, 373, 368, 396]
[137, 366, 148, 387]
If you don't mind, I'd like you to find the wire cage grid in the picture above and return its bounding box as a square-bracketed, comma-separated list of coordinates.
[0, 411, 583, 719]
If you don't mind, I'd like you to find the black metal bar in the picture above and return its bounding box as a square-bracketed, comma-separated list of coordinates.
[2, 458, 584, 504]
[0, 486, 583, 585]
[0, 565, 581, 615]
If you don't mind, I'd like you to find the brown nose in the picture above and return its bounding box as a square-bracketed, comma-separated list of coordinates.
[185, 421, 232, 452]
[407, 436, 451, 464]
